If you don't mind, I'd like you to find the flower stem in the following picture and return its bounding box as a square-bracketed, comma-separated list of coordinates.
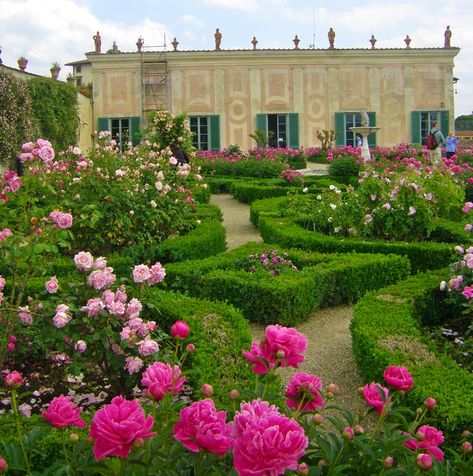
[61, 428, 75, 476]
[11, 389, 31, 475]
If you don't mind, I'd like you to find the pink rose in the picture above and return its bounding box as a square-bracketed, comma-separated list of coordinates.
[141, 361, 186, 401]
[363, 383, 390, 414]
[0, 276, 5, 291]
[174, 399, 233, 456]
[74, 251, 94, 271]
[94, 256, 107, 270]
[74, 340, 87, 352]
[56, 213, 73, 229]
[42, 395, 86, 429]
[38, 145, 55, 162]
[136, 336, 159, 356]
[132, 264, 151, 283]
[148, 262, 166, 285]
[0, 228, 13, 241]
[18, 306, 33, 325]
[232, 399, 308, 476]
[107, 300, 126, 317]
[53, 312, 71, 328]
[4, 370, 24, 389]
[45, 276, 59, 293]
[125, 356, 144, 374]
[383, 366, 414, 392]
[170, 320, 190, 340]
[89, 396, 155, 460]
[88, 269, 116, 290]
[126, 298, 142, 316]
[405, 425, 444, 462]
[84, 297, 105, 317]
[284, 372, 325, 412]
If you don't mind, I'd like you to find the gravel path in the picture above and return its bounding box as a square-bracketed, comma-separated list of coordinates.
[210, 184, 367, 415]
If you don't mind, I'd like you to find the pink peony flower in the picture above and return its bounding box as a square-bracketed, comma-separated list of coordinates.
[141, 361, 186, 401]
[45, 276, 59, 293]
[363, 383, 390, 414]
[42, 395, 86, 429]
[462, 286, 473, 300]
[74, 251, 94, 271]
[0, 457, 7, 473]
[232, 399, 308, 476]
[148, 262, 166, 285]
[4, 370, 25, 388]
[89, 396, 155, 460]
[383, 366, 414, 392]
[170, 320, 190, 340]
[174, 399, 234, 456]
[424, 397, 437, 410]
[405, 425, 444, 462]
[201, 384, 213, 397]
[285, 372, 325, 412]
[132, 264, 151, 283]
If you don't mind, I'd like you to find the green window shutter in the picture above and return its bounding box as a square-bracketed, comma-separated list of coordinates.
[209, 115, 220, 151]
[288, 113, 299, 149]
[411, 111, 421, 144]
[97, 117, 109, 132]
[440, 111, 450, 137]
[367, 111, 377, 147]
[256, 114, 267, 137]
[130, 116, 141, 145]
[335, 113, 345, 146]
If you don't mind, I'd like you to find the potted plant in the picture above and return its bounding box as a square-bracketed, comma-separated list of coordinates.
[17, 56, 28, 71]
[50, 61, 61, 79]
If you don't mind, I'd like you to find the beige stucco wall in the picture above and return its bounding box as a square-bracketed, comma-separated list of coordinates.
[76, 92, 93, 152]
[83, 47, 459, 148]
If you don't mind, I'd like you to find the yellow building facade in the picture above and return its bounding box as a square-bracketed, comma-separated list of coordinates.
[68, 44, 460, 151]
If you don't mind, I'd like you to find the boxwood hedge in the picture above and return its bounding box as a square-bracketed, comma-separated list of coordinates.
[351, 271, 473, 445]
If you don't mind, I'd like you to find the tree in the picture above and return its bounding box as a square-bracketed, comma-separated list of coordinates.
[455, 115, 473, 131]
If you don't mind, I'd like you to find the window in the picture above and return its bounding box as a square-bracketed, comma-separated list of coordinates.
[188, 115, 220, 151]
[255, 113, 299, 148]
[411, 111, 449, 145]
[76, 65, 82, 74]
[97, 117, 141, 149]
[334, 112, 377, 147]
[76, 77, 82, 87]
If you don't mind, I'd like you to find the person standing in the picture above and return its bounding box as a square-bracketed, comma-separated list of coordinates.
[428, 121, 446, 165]
[445, 131, 459, 159]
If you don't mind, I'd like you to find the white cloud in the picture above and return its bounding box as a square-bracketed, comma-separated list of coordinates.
[181, 14, 205, 29]
[200, 0, 257, 12]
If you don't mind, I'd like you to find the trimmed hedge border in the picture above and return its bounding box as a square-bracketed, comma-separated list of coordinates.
[351, 271, 473, 444]
[163, 242, 410, 325]
[257, 215, 456, 273]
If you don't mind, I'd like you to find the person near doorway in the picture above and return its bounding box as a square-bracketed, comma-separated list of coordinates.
[445, 131, 459, 159]
[428, 121, 445, 165]
[356, 134, 363, 147]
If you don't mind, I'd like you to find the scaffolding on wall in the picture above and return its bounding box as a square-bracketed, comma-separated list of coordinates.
[140, 35, 168, 123]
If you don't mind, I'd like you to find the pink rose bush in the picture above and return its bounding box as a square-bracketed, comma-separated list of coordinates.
[89, 396, 155, 460]
[174, 399, 234, 456]
[42, 395, 86, 429]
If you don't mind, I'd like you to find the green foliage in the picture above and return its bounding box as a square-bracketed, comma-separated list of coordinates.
[351, 271, 473, 445]
[164, 242, 409, 325]
[0, 71, 36, 167]
[27, 77, 78, 151]
[195, 156, 287, 178]
[249, 128, 273, 147]
[315, 129, 337, 151]
[328, 155, 361, 183]
[455, 114, 473, 131]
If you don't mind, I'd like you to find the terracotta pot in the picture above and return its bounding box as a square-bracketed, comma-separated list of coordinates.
[50, 68, 60, 79]
[17, 58, 28, 71]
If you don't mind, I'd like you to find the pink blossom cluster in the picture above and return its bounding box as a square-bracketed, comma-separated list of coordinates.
[280, 169, 303, 183]
[49, 210, 73, 229]
[132, 262, 166, 286]
[19, 139, 55, 164]
[0, 228, 12, 242]
[73, 252, 116, 290]
[0, 170, 21, 201]
[243, 324, 308, 374]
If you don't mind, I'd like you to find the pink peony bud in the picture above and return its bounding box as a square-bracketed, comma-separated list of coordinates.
[416, 453, 433, 471]
[312, 413, 324, 425]
[461, 441, 472, 453]
[170, 320, 190, 340]
[201, 384, 214, 397]
[424, 397, 437, 410]
[4, 370, 24, 389]
[70, 433, 79, 442]
[185, 343, 195, 354]
[462, 430, 471, 438]
[354, 425, 365, 434]
[0, 457, 7, 473]
[383, 456, 394, 468]
[326, 383, 340, 394]
[6, 342, 15, 352]
[228, 389, 240, 400]
[342, 427, 355, 441]
[297, 462, 309, 475]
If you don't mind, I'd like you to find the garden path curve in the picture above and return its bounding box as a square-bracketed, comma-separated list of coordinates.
[209, 186, 367, 415]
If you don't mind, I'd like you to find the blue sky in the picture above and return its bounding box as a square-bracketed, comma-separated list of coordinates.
[1, 0, 472, 116]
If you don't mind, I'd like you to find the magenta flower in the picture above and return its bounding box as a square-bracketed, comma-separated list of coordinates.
[232, 399, 308, 476]
[242, 341, 274, 374]
[141, 361, 186, 401]
[284, 372, 325, 412]
[462, 286, 473, 299]
[405, 425, 444, 462]
[89, 396, 155, 460]
[363, 383, 390, 414]
[416, 453, 433, 470]
[4, 370, 24, 389]
[174, 399, 234, 456]
[383, 366, 414, 392]
[42, 395, 86, 429]
[170, 320, 190, 340]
